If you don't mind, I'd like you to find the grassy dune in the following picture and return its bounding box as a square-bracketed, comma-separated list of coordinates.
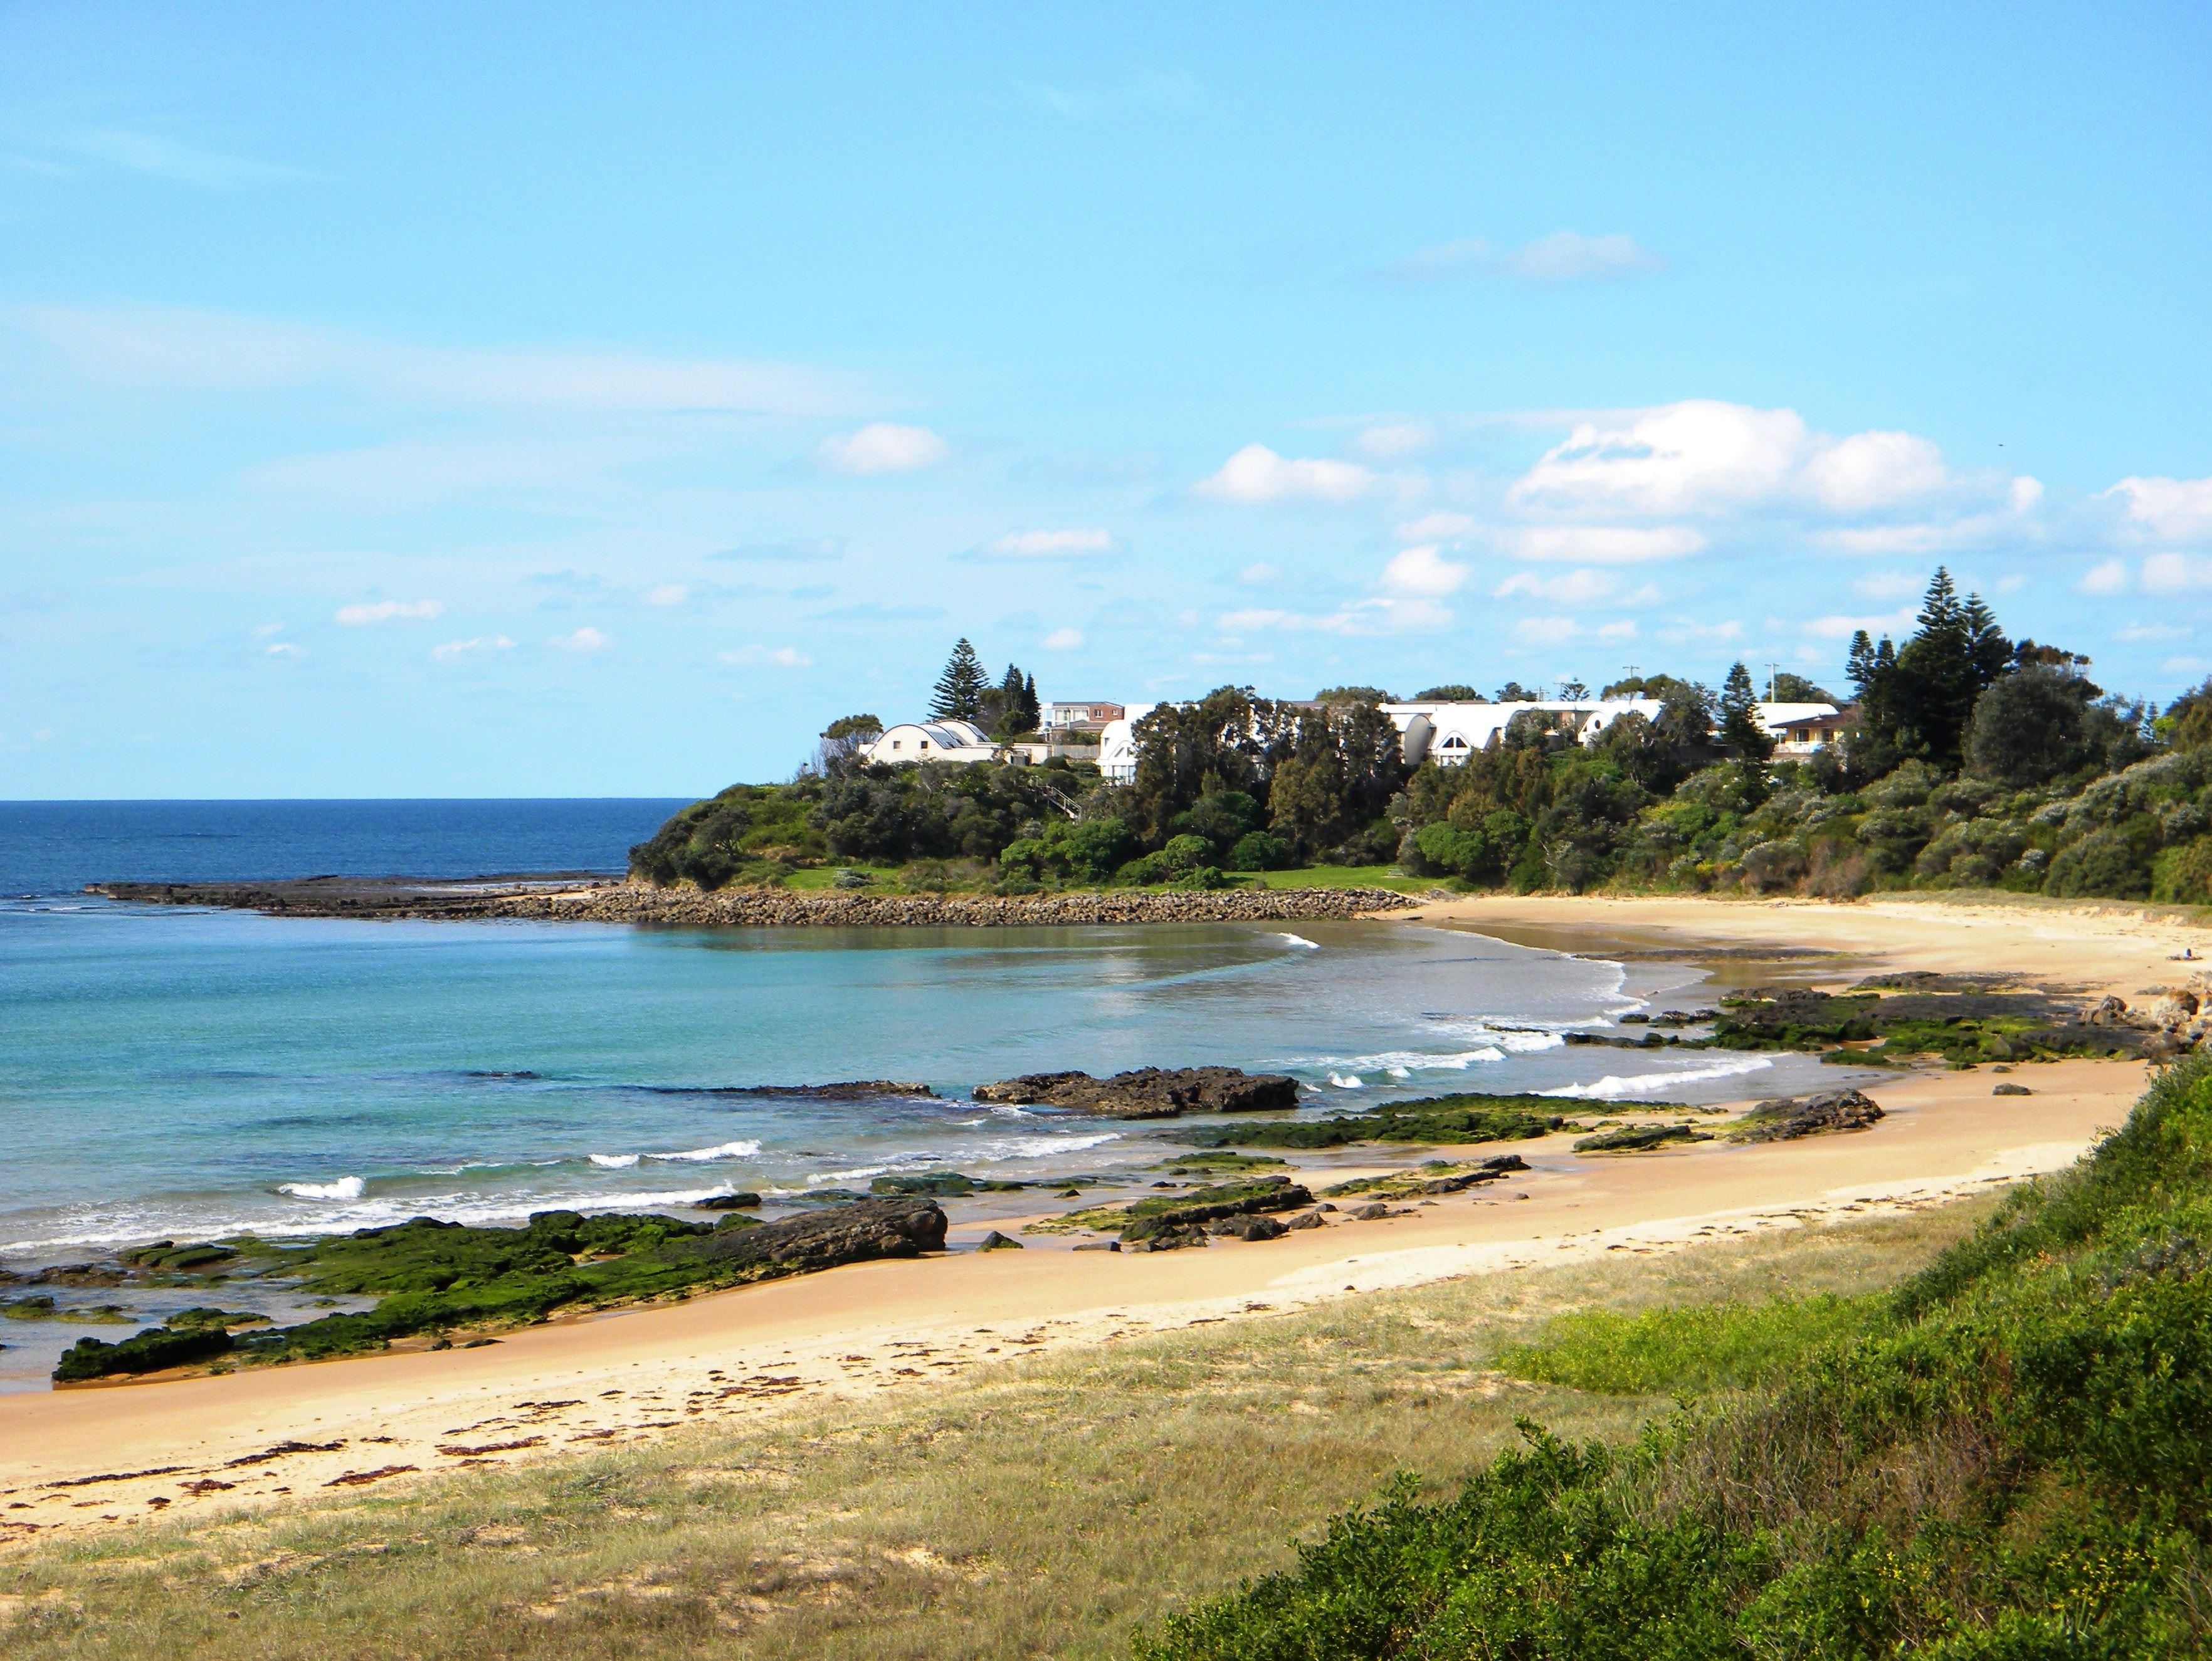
[0, 1205, 1986, 1658]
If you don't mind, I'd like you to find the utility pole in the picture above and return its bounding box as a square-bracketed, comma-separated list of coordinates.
[1766, 662, 1781, 702]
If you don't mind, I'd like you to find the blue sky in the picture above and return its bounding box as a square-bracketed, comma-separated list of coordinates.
[3, 1, 2209, 796]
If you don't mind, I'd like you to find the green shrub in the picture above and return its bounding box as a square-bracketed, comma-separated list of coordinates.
[2043, 826, 2151, 898]
[1495, 1295, 1874, 1396]
[2152, 835, 2212, 905]
[1228, 830, 1293, 870]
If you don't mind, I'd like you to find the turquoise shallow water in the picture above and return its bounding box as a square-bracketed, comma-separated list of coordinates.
[0, 801, 1825, 1258]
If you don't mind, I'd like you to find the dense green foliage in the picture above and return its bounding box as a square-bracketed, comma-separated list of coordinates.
[1495, 1294, 1873, 1396]
[1140, 1055, 2212, 1659]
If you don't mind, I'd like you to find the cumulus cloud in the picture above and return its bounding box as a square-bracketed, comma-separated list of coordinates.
[551, 626, 607, 653]
[263, 641, 306, 658]
[1384, 231, 1663, 283]
[2108, 475, 2212, 542]
[979, 528, 1114, 559]
[812, 423, 949, 475]
[1853, 571, 1926, 601]
[2144, 553, 2212, 594]
[334, 599, 443, 626]
[430, 635, 514, 662]
[1041, 627, 1085, 650]
[1511, 401, 1987, 520]
[1195, 443, 1374, 505]
[2080, 560, 2130, 596]
[1514, 525, 1707, 563]
[1492, 569, 1656, 606]
[1238, 562, 1280, 584]
[1380, 544, 1469, 598]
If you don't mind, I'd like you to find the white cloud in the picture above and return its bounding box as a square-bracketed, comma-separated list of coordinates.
[249, 621, 287, 638]
[551, 626, 608, 653]
[980, 528, 1114, 559]
[719, 645, 813, 668]
[1395, 510, 1477, 542]
[1356, 422, 1433, 460]
[334, 598, 443, 626]
[644, 584, 692, 607]
[1512, 401, 1989, 520]
[813, 423, 949, 475]
[1513, 525, 1707, 563]
[1237, 562, 1280, 584]
[1514, 616, 1583, 644]
[1195, 443, 1374, 505]
[1384, 231, 1663, 283]
[1381, 544, 1468, 598]
[430, 635, 514, 662]
[264, 641, 306, 658]
[1595, 620, 1638, 640]
[2165, 656, 2212, 677]
[1803, 609, 1914, 640]
[1041, 627, 1085, 650]
[2144, 552, 2212, 594]
[8, 304, 855, 416]
[1799, 431, 1951, 513]
[2109, 475, 2212, 542]
[2080, 560, 2130, 596]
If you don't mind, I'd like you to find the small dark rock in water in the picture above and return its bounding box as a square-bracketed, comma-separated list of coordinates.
[695, 1192, 764, 1211]
[1287, 1210, 1325, 1230]
[1073, 1240, 1122, 1252]
[976, 1231, 1023, 1251]
[1993, 1083, 2034, 1097]
[1574, 1123, 1713, 1154]
[1727, 1089, 1885, 1144]
[972, 1067, 1301, 1119]
[1211, 1215, 1288, 1242]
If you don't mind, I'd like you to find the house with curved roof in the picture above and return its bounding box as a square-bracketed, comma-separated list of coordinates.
[859, 719, 1001, 765]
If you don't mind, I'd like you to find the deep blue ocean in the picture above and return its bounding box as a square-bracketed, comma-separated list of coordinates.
[0, 799, 1834, 1384]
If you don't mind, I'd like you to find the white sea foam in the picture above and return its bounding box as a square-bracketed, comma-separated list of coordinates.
[277, 1176, 366, 1201]
[1276, 932, 1321, 950]
[1543, 1056, 1774, 1100]
[1329, 1072, 1365, 1089]
[648, 1139, 762, 1163]
[1302, 1045, 1511, 1075]
[588, 1152, 641, 1169]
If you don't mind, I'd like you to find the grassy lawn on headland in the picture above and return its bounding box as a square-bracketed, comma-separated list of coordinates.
[0, 1203, 1986, 1660]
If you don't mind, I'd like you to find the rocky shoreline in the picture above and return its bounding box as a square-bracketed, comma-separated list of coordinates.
[87, 877, 1422, 927]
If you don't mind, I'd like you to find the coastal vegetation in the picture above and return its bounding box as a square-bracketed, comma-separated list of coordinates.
[629, 574, 2212, 910]
[1140, 1053, 2212, 1659]
[0, 1183, 1991, 1659]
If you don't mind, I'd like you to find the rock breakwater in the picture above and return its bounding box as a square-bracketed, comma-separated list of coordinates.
[90, 877, 1418, 928]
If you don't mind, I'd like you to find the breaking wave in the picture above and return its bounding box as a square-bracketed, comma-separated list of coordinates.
[1542, 1056, 1774, 1100]
[276, 1176, 366, 1201]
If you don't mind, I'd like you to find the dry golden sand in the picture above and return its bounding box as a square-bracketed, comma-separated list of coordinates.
[0, 894, 2193, 1551]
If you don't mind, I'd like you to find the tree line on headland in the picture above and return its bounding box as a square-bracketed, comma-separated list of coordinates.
[632, 571, 2212, 905]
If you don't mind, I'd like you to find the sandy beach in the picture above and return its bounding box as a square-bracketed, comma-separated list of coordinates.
[3, 893, 2201, 1549]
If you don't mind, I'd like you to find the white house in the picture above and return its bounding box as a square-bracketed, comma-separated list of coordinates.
[1381, 700, 1664, 766]
[1097, 703, 1157, 784]
[860, 719, 1001, 766]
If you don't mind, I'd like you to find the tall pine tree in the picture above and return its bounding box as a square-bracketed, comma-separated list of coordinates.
[929, 639, 990, 724]
[1719, 662, 1774, 760]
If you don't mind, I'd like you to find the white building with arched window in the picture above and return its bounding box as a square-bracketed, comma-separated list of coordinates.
[858, 720, 1001, 765]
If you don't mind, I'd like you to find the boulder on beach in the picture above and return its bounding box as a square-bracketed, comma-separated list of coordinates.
[1727, 1089, 1885, 1144]
[976, 1230, 1023, 1251]
[972, 1066, 1302, 1119]
[1993, 1082, 2034, 1097]
[1573, 1124, 1713, 1154]
[692, 1197, 947, 1276]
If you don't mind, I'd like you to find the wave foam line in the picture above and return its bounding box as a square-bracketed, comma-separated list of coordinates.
[1542, 1056, 1774, 1100]
[276, 1176, 365, 1201]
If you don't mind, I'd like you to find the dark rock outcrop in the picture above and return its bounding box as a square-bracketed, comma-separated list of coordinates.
[1573, 1124, 1713, 1154]
[976, 1231, 1024, 1252]
[689, 1197, 947, 1277]
[695, 1192, 763, 1211]
[1727, 1089, 1885, 1144]
[1209, 1215, 1288, 1242]
[1119, 1176, 1314, 1242]
[1993, 1083, 2034, 1097]
[974, 1067, 1302, 1119]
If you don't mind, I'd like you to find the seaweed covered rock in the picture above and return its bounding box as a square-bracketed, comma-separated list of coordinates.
[55, 1324, 236, 1383]
[1172, 1094, 1573, 1149]
[1572, 1123, 1710, 1154]
[973, 1067, 1300, 1118]
[689, 1197, 947, 1275]
[1727, 1089, 1885, 1143]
